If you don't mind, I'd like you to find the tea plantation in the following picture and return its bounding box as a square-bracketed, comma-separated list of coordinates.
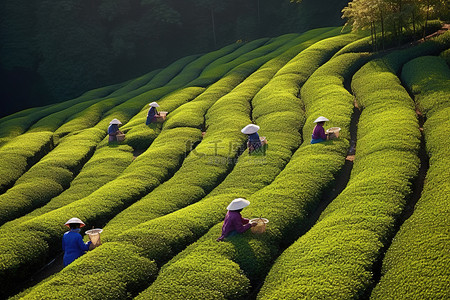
[0, 27, 448, 300]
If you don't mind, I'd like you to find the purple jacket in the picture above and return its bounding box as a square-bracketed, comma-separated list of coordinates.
[312, 124, 327, 140]
[219, 211, 251, 239]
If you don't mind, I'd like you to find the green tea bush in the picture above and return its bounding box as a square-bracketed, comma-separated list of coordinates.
[370, 56, 450, 299]
[0, 127, 201, 289]
[0, 82, 124, 146]
[135, 34, 363, 299]
[102, 58, 265, 235]
[166, 43, 240, 87]
[18, 243, 157, 300]
[0, 144, 134, 231]
[112, 29, 351, 245]
[0, 128, 105, 225]
[0, 131, 53, 193]
[257, 40, 450, 299]
[15, 28, 346, 299]
[440, 48, 450, 65]
[52, 56, 199, 143]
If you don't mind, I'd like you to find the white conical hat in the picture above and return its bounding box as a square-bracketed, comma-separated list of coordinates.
[64, 217, 86, 227]
[313, 116, 329, 123]
[226, 198, 250, 210]
[149, 102, 160, 107]
[109, 118, 122, 125]
[241, 124, 260, 134]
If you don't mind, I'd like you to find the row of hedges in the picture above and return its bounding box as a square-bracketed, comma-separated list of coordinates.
[51, 55, 200, 144]
[0, 144, 134, 231]
[111, 28, 351, 255]
[370, 56, 450, 299]
[0, 131, 54, 194]
[14, 29, 346, 299]
[0, 39, 266, 294]
[0, 67, 168, 188]
[0, 81, 125, 146]
[6, 64, 252, 299]
[0, 127, 105, 225]
[257, 36, 450, 299]
[0, 42, 256, 227]
[137, 43, 366, 299]
[100, 28, 337, 236]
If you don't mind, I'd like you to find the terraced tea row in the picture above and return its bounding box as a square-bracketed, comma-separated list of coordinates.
[0, 36, 296, 296]
[258, 33, 449, 299]
[139, 36, 365, 299]
[371, 55, 450, 299]
[10, 29, 350, 299]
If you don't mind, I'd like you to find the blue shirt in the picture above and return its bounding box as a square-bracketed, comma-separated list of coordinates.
[108, 124, 119, 135]
[62, 230, 91, 266]
[248, 132, 260, 142]
[148, 107, 157, 117]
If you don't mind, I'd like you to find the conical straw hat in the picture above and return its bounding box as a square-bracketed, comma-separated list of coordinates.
[149, 102, 160, 107]
[313, 116, 329, 123]
[109, 118, 122, 125]
[64, 217, 86, 227]
[227, 198, 250, 210]
[241, 124, 260, 134]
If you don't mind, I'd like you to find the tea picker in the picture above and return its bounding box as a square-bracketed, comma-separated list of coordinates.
[108, 118, 125, 143]
[217, 198, 257, 241]
[62, 218, 92, 266]
[146, 102, 168, 124]
[241, 124, 267, 154]
[310, 116, 340, 144]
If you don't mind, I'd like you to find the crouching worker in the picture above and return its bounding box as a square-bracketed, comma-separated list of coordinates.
[311, 116, 329, 144]
[108, 118, 123, 143]
[146, 102, 160, 125]
[241, 124, 262, 154]
[217, 198, 256, 241]
[62, 218, 92, 266]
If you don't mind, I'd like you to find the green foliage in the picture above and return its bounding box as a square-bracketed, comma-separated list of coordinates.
[14, 28, 349, 298]
[0, 128, 105, 225]
[0, 131, 53, 193]
[401, 55, 450, 114]
[1, 144, 134, 231]
[0, 82, 122, 146]
[440, 48, 450, 65]
[2, 27, 448, 299]
[370, 55, 450, 300]
[258, 44, 428, 300]
[136, 34, 361, 299]
[21, 243, 157, 300]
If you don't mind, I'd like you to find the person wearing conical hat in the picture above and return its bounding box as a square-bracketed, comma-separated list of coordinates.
[217, 198, 257, 242]
[241, 124, 262, 154]
[108, 118, 123, 143]
[146, 102, 160, 125]
[62, 218, 92, 266]
[311, 116, 329, 144]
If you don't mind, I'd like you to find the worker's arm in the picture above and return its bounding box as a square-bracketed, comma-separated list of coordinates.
[235, 217, 252, 233]
[76, 234, 91, 251]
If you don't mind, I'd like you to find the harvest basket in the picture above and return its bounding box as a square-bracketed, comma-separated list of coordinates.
[85, 228, 103, 248]
[155, 111, 168, 123]
[326, 127, 341, 139]
[250, 218, 269, 234]
[116, 133, 126, 142]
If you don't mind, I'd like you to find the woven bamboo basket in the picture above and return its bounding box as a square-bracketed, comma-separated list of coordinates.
[250, 218, 269, 234]
[85, 228, 103, 248]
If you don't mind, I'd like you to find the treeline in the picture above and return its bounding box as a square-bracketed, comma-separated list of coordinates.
[342, 0, 449, 49]
[0, 0, 348, 117]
